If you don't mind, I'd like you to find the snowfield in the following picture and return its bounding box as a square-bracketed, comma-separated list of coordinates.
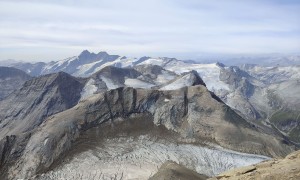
[163, 63, 230, 91]
[37, 135, 268, 180]
[80, 79, 97, 100]
[160, 73, 196, 90]
[100, 76, 120, 90]
[124, 78, 155, 89]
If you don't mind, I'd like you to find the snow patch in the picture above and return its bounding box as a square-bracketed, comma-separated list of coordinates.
[160, 73, 194, 90]
[124, 78, 155, 89]
[155, 70, 176, 85]
[74, 61, 103, 77]
[39, 136, 268, 180]
[43, 138, 48, 146]
[101, 76, 120, 90]
[80, 79, 98, 100]
[165, 63, 230, 91]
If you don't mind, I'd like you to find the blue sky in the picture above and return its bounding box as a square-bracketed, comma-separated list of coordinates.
[0, 0, 299, 61]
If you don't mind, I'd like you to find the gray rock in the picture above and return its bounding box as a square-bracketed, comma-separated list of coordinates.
[0, 72, 84, 138]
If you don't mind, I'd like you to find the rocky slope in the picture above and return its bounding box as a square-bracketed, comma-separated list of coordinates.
[0, 67, 31, 100]
[5, 82, 295, 179]
[0, 72, 86, 179]
[0, 72, 84, 138]
[211, 150, 300, 180]
[237, 65, 300, 143]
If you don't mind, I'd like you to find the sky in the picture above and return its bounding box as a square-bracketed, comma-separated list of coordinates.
[0, 0, 299, 61]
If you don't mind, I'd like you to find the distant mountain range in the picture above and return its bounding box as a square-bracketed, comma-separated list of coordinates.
[194, 54, 300, 66]
[0, 50, 299, 179]
[2, 50, 299, 143]
[0, 67, 31, 100]
[1, 51, 300, 76]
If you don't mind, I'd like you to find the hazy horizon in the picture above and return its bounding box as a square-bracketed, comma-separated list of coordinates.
[1, 0, 300, 61]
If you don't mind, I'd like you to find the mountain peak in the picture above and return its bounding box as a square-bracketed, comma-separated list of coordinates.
[189, 70, 206, 87]
[79, 50, 110, 58]
[216, 62, 226, 68]
[97, 51, 109, 56]
[79, 50, 91, 56]
[0, 66, 31, 79]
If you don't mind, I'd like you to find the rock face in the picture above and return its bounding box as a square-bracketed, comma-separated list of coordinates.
[0, 67, 31, 100]
[0, 72, 84, 138]
[218, 66, 260, 120]
[0, 72, 85, 179]
[7, 84, 295, 179]
[149, 161, 208, 180]
[236, 65, 300, 143]
[211, 150, 300, 180]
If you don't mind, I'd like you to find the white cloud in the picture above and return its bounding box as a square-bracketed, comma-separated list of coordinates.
[0, 0, 299, 61]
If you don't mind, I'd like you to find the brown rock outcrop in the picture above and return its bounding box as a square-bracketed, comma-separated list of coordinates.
[211, 150, 300, 180]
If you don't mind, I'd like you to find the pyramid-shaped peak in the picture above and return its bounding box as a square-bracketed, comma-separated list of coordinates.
[97, 51, 109, 56]
[79, 50, 91, 56]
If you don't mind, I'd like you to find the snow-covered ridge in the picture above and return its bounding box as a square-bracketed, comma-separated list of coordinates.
[160, 73, 197, 90]
[10, 51, 229, 92]
[80, 78, 97, 100]
[43, 56, 78, 71]
[163, 63, 230, 91]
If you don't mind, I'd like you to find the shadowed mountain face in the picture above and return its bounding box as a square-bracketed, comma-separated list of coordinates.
[0, 72, 85, 180]
[0, 67, 31, 100]
[0, 72, 84, 138]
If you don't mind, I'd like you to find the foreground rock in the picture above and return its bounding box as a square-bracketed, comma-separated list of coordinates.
[211, 150, 300, 180]
[149, 161, 208, 180]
